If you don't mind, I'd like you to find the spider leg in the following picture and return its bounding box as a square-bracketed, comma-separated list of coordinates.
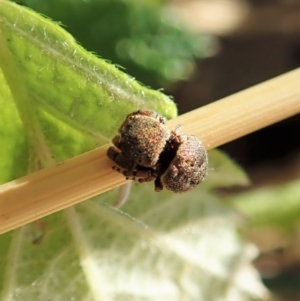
[107, 146, 136, 170]
[154, 177, 164, 192]
[123, 168, 157, 182]
[113, 182, 132, 208]
[112, 169, 157, 208]
[111, 135, 122, 149]
[108, 146, 157, 182]
[169, 125, 183, 145]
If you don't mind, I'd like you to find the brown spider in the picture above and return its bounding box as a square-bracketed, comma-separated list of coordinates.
[107, 109, 208, 193]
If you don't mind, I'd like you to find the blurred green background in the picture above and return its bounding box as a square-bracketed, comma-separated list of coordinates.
[14, 0, 215, 88]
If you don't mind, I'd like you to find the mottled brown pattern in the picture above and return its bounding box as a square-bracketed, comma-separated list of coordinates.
[160, 135, 208, 193]
[107, 110, 208, 194]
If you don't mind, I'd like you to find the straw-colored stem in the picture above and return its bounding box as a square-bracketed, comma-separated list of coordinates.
[1, 68, 300, 234]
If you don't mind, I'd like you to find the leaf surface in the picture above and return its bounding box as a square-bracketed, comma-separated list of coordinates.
[0, 2, 268, 301]
[0, 0, 176, 183]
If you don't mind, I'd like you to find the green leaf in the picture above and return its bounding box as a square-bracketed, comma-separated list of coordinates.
[204, 149, 250, 189]
[0, 69, 29, 181]
[16, 0, 215, 87]
[0, 0, 177, 183]
[0, 2, 268, 300]
[0, 145, 267, 300]
[0, 185, 268, 301]
[230, 180, 300, 231]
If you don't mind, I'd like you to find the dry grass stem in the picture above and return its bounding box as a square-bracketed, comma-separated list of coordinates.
[0, 68, 300, 234]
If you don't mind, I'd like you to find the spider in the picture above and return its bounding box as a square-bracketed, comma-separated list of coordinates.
[107, 109, 208, 195]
